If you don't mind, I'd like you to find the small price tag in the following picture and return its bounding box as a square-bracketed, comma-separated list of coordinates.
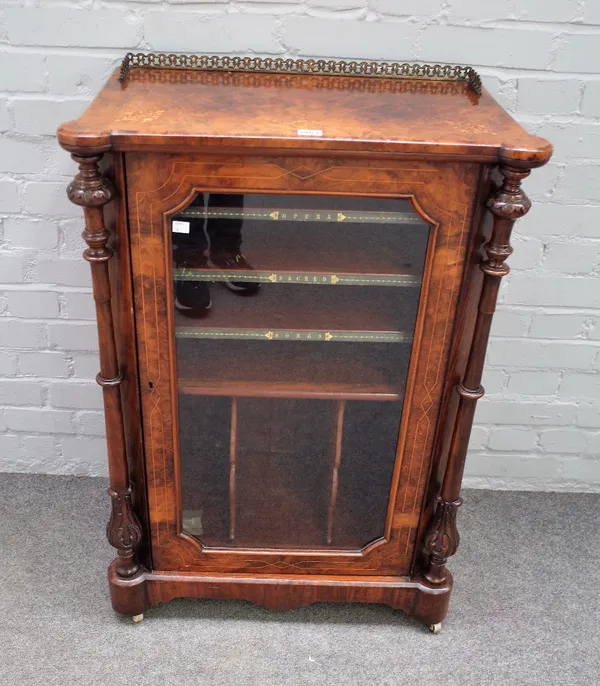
[172, 220, 190, 234]
[297, 129, 323, 137]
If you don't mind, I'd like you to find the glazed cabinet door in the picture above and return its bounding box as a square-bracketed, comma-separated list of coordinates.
[126, 153, 481, 575]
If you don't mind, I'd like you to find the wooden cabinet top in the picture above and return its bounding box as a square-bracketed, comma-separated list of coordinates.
[57, 57, 551, 166]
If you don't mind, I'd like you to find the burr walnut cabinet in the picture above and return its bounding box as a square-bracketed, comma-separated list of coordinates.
[57, 54, 552, 631]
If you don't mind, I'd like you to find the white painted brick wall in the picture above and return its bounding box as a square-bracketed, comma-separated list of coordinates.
[0, 1, 599, 491]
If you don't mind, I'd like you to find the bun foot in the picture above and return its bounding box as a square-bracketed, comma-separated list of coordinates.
[132, 613, 144, 623]
[428, 622, 442, 634]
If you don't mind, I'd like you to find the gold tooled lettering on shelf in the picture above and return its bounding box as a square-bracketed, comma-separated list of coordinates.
[174, 327, 411, 342]
[173, 267, 423, 287]
[177, 206, 427, 224]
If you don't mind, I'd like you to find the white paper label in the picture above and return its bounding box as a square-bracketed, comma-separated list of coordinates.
[172, 220, 190, 234]
[297, 129, 323, 137]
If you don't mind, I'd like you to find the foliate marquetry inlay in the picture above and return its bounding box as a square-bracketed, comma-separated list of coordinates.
[423, 496, 463, 584]
[107, 487, 143, 578]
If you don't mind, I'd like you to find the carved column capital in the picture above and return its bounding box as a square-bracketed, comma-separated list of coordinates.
[67, 154, 116, 264]
[67, 154, 115, 208]
[481, 165, 532, 279]
[486, 165, 531, 220]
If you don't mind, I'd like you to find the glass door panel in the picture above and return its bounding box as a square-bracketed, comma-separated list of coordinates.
[173, 193, 430, 550]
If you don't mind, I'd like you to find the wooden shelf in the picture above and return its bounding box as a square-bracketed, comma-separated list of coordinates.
[178, 379, 403, 401]
[176, 338, 410, 401]
[174, 267, 421, 288]
[177, 206, 426, 226]
[176, 327, 411, 343]
[173, 214, 429, 277]
[173, 284, 419, 335]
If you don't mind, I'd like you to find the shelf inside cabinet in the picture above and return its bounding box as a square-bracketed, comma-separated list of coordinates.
[173, 284, 418, 336]
[177, 379, 403, 401]
[176, 338, 409, 401]
[177, 206, 426, 226]
[174, 267, 421, 288]
[172, 206, 429, 277]
[176, 327, 411, 343]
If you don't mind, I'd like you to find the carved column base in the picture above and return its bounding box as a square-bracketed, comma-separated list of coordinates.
[107, 487, 143, 578]
[108, 560, 148, 617]
[424, 496, 463, 584]
[411, 571, 453, 626]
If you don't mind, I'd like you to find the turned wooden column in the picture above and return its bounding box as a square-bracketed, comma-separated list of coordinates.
[424, 163, 532, 584]
[67, 153, 143, 579]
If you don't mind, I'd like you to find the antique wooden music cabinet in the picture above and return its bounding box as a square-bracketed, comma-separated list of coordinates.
[58, 53, 552, 631]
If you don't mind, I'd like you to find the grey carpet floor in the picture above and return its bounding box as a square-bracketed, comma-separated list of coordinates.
[0, 474, 598, 686]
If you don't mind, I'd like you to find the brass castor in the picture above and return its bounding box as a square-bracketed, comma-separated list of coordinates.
[132, 613, 144, 623]
[428, 623, 442, 634]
